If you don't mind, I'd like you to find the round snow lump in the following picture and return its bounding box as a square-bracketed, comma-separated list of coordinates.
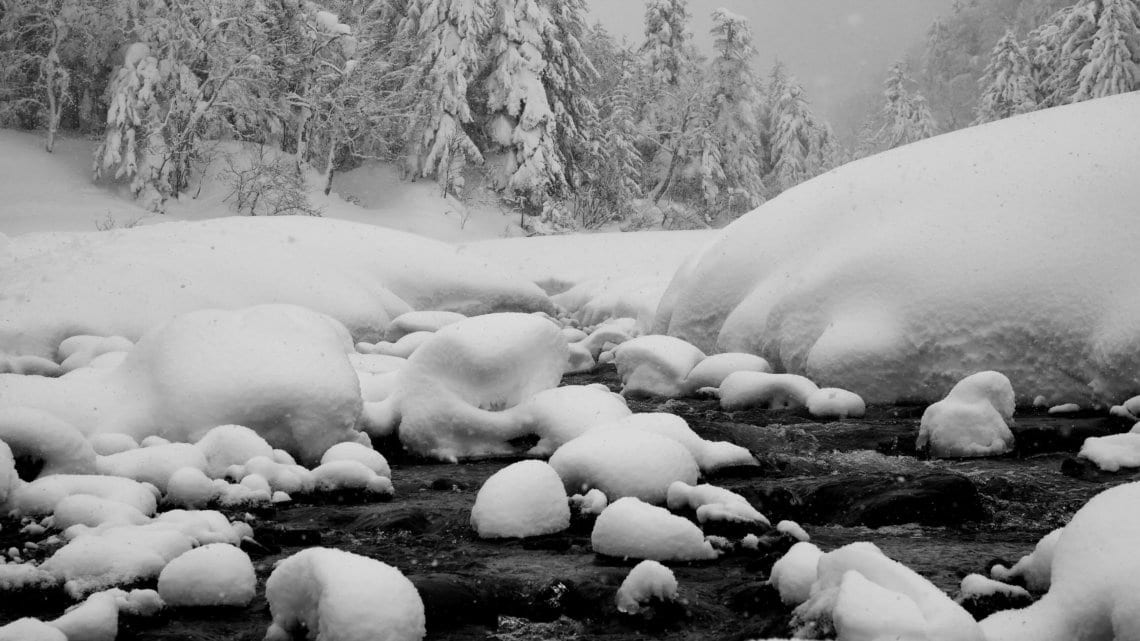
[471, 461, 570, 539]
[158, 543, 256, 607]
[549, 429, 698, 504]
[591, 497, 717, 561]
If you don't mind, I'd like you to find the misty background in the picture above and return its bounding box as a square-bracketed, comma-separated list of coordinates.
[586, 0, 958, 143]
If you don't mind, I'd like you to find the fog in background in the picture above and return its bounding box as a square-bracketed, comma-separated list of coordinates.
[586, 0, 958, 143]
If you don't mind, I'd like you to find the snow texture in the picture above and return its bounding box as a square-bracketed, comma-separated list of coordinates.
[550, 429, 699, 504]
[320, 442, 391, 478]
[666, 481, 769, 527]
[0, 407, 97, 476]
[1078, 432, 1140, 471]
[719, 372, 819, 411]
[597, 412, 756, 472]
[657, 93, 1140, 404]
[384, 311, 467, 342]
[616, 560, 678, 614]
[770, 541, 824, 606]
[11, 475, 158, 517]
[195, 425, 275, 478]
[959, 574, 1030, 600]
[264, 547, 425, 641]
[990, 528, 1063, 593]
[158, 544, 256, 607]
[591, 497, 717, 562]
[917, 371, 1016, 458]
[470, 461, 570, 539]
[614, 335, 706, 398]
[683, 353, 772, 391]
[512, 384, 631, 456]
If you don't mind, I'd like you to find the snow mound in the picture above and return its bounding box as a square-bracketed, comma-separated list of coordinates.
[596, 412, 756, 472]
[158, 544, 256, 607]
[470, 461, 570, 539]
[385, 311, 467, 341]
[53, 495, 150, 530]
[264, 547, 425, 641]
[11, 475, 158, 517]
[1078, 432, 1140, 472]
[41, 536, 168, 598]
[194, 425, 275, 478]
[806, 388, 867, 419]
[0, 217, 552, 360]
[549, 429, 698, 504]
[0, 619, 67, 641]
[656, 93, 1140, 404]
[58, 335, 134, 373]
[666, 481, 769, 527]
[981, 482, 1140, 641]
[320, 442, 391, 478]
[917, 371, 1015, 458]
[96, 444, 208, 493]
[310, 460, 393, 495]
[514, 384, 631, 456]
[613, 335, 706, 398]
[616, 560, 678, 614]
[958, 574, 1030, 601]
[769, 541, 824, 606]
[0, 441, 16, 507]
[382, 313, 568, 460]
[1, 305, 370, 464]
[0, 407, 97, 476]
[989, 527, 1063, 593]
[683, 352, 772, 391]
[569, 488, 608, 516]
[591, 497, 717, 562]
[718, 371, 819, 411]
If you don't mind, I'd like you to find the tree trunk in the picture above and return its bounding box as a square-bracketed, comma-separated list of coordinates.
[323, 136, 337, 196]
[651, 147, 682, 204]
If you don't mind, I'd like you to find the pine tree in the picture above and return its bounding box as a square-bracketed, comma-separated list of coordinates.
[641, 0, 691, 88]
[975, 29, 1038, 124]
[402, 0, 488, 196]
[539, 0, 598, 191]
[769, 79, 813, 192]
[1073, 0, 1140, 101]
[878, 61, 938, 149]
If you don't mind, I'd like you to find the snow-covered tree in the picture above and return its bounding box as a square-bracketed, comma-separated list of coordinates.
[879, 61, 938, 149]
[1072, 0, 1140, 101]
[641, 0, 691, 88]
[401, 0, 488, 196]
[975, 29, 1038, 123]
[768, 78, 814, 192]
[484, 0, 563, 208]
[539, 0, 598, 191]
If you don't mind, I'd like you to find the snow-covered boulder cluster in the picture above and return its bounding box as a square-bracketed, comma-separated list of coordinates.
[656, 92, 1140, 405]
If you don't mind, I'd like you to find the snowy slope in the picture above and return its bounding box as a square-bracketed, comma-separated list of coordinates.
[656, 92, 1140, 405]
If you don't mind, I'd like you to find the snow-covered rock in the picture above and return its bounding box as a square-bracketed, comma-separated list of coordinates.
[666, 481, 769, 527]
[52, 495, 150, 530]
[718, 371, 819, 411]
[310, 460, 393, 495]
[917, 371, 1015, 458]
[11, 475, 158, 517]
[981, 482, 1140, 641]
[550, 429, 698, 504]
[194, 425, 275, 478]
[0, 440, 16, 506]
[264, 547, 425, 641]
[656, 93, 1140, 404]
[0, 407, 97, 476]
[96, 444, 208, 493]
[0, 619, 66, 641]
[806, 388, 867, 419]
[613, 335, 706, 398]
[616, 560, 678, 614]
[958, 574, 1030, 601]
[1078, 433, 1140, 472]
[0, 216, 551, 360]
[157, 544, 256, 607]
[384, 311, 466, 342]
[683, 352, 772, 391]
[58, 335, 134, 373]
[596, 412, 756, 472]
[591, 497, 717, 562]
[770, 541, 824, 606]
[320, 442, 391, 478]
[990, 528, 1063, 593]
[470, 461, 570, 539]
[512, 384, 631, 456]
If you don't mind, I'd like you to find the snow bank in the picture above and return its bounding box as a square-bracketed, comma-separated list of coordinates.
[981, 482, 1140, 641]
[0, 216, 552, 359]
[616, 560, 678, 614]
[264, 547, 425, 641]
[1, 305, 370, 463]
[917, 371, 1015, 458]
[470, 461, 570, 538]
[591, 497, 717, 562]
[657, 93, 1140, 404]
[157, 544, 256, 607]
[550, 429, 699, 504]
[613, 335, 705, 398]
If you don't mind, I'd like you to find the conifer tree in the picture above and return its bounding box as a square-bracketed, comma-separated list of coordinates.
[879, 61, 938, 149]
[1073, 0, 1140, 101]
[975, 29, 1038, 124]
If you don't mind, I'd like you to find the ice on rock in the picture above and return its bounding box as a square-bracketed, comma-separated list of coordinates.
[718, 371, 819, 411]
[311, 460, 394, 495]
[614, 335, 706, 398]
[990, 527, 1062, 593]
[96, 443, 208, 493]
[470, 460, 570, 539]
[382, 313, 568, 460]
[264, 547, 425, 641]
[683, 353, 772, 391]
[550, 429, 698, 504]
[958, 574, 1030, 601]
[616, 560, 678, 614]
[666, 481, 769, 527]
[1078, 433, 1140, 472]
[89, 433, 138, 456]
[158, 544, 255, 607]
[513, 384, 631, 456]
[917, 371, 1016, 458]
[657, 94, 1140, 404]
[320, 442, 391, 478]
[384, 310, 466, 342]
[770, 541, 824, 606]
[11, 475, 158, 517]
[58, 335, 134, 373]
[0, 305, 371, 464]
[794, 542, 983, 641]
[194, 425, 274, 478]
[52, 495, 150, 530]
[806, 388, 866, 419]
[0, 407, 97, 476]
[591, 497, 717, 562]
[981, 482, 1140, 641]
[598, 412, 756, 472]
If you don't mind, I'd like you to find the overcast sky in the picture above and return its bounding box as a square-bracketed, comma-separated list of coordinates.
[585, 1, 958, 141]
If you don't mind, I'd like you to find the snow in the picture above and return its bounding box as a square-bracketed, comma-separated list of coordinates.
[776, 520, 811, 542]
[596, 412, 756, 472]
[549, 429, 699, 504]
[194, 425, 275, 478]
[569, 488, 608, 516]
[718, 372, 819, 411]
[41, 535, 168, 598]
[164, 468, 219, 508]
[990, 527, 1063, 592]
[384, 311, 467, 341]
[917, 371, 1016, 458]
[1048, 402, 1081, 414]
[58, 335, 134, 373]
[683, 352, 772, 391]
[157, 544, 256, 607]
[666, 481, 769, 527]
[615, 560, 678, 614]
[1078, 432, 1140, 471]
[806, 388, 867, 419]
[613, 335, 706, 398]
[513, 384, 631, 456]
[310, 460, 393, 495]
[657, 92, 1140, 404]
[52, 495, 150, 530]
[470, 461, 570, 539]
[591, 497, 718, 562]
[89, 434, 138, 456]
[981, 482, 1140, 641]
[0, 619, 67, 641]
[264, 547, 425, 641]
[959, 574, 1031, 600]
[320, 442, 391, 478]
[11, 475, 158, 517]
[0, 216, 551, 361]
[379, 313, 568, 460]
[96, 444, 208, 493]
[769, 541, 824, 605]
[0, 407, 97, 476]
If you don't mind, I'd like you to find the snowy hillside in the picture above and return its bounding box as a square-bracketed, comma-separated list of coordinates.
[657, 92, 1140, 405]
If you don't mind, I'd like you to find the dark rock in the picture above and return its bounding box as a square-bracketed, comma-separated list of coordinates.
[958, 591, 1034, 620]
[722, 582, 787, 617]
[1012, 417, 1122, 456]
[787, 472, 986, 527]
[238, 535, 276, 557]
[13, 455, 44, 482]
[411, 574, 501, 632]
[519, 533, 578, 552]
[428, 477, 468, 491]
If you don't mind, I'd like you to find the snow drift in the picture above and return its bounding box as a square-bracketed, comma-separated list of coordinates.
[656, 93, 1140, 404]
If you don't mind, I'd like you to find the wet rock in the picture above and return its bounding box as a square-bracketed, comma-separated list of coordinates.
[1012, 417, 1121, 455]
[411, 574, 501, 632]
[251, 524, 321, 547]
[428, 477, 469, 491]
[958, 590, 1034, 620]
[347, 505, 437, 534]
[781, 472, 985, 527]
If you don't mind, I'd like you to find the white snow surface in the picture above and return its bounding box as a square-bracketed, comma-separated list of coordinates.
[613, 335, 706, 398]
[594, 412, 756, 472]
[320, 442, 391, 478]
[470, 461, 570, 539]
[590, 497, 717, 562]
[615, 560, 678, 614]
[683, 353, 772, 391]
[1078, 433, 1140, 472]
[719, 372, 819, 411]
[157, 544, 256, 607]
[0, 407, 97, 476]
[990, 527, 1063, 593]
[511, 384, 631, 456]
[264, 547, 425, 641]
[769, 541, 823, 605]
[549, 429, 699, 504]
[666, 481, 769, 527]
[384, 311, 467, 342]
[959, 574, 1030, 601]
[656, 93, 1140, 404]
[0, 216, 551, 360]
[917, 371, 1016, 458]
